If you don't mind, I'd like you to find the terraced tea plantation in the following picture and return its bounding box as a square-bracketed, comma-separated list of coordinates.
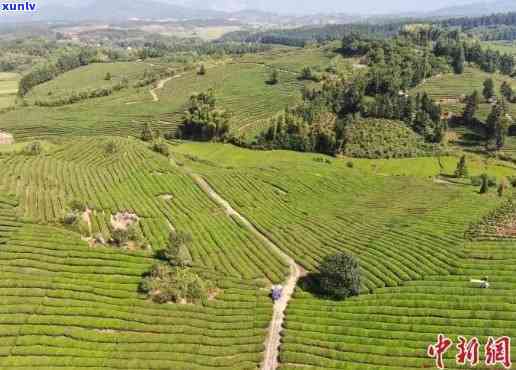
[0, 73, 19, 110]
[173, 142, 516, 368]
[412, 67, 516, 120]
[0, 60, 302, 141]
[3, 29, 516, 370]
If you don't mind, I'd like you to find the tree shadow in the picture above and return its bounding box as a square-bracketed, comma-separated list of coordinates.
[298, 273, 343, 301]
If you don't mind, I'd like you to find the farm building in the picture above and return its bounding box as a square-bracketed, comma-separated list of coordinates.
[0, 131, 14, 145]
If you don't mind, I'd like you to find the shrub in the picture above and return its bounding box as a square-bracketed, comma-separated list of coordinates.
[141, 123, 154, 142]
[68, 200, 86, 212]
[317, 252, 360, 300]
[104, 72, 112, 81]
[23, 142, 42, 156]
[105, 141, 118, 154]
[480, 173, 490, 194]
[112, 228, 129, 246]
[63, 212, 78, 225]
[454, 155, 469, 178]
[140, 264, 211, 304]
[159, 231, 193, 267]
[152, 142, 170, 157]
[267, 69, 279, 85]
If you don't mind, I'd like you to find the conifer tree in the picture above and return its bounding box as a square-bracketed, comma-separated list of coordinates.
[462, 91, 480, 124]
[483, 78, 495, 101]
[454, 155, 469, 178]
[480, 174, 489, 194]
[453, 44, 465, 74]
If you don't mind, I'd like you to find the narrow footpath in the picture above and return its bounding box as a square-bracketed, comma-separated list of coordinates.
[170, 156, 305, 370]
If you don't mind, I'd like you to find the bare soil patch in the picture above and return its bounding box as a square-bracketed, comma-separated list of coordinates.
[111, 212, 139, 231]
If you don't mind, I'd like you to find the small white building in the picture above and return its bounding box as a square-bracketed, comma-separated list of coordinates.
[0, 131, 14, 145]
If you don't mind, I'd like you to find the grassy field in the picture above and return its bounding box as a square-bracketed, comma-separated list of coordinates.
[0, 72, 19, 109]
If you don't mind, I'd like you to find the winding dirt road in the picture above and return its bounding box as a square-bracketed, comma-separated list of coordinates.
[149, 75, 181, 102]
[170, 157, 305, 370]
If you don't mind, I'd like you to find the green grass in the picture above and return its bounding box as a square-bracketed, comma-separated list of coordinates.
[0, 72, 19, 110]
[25, 62, 154, 104]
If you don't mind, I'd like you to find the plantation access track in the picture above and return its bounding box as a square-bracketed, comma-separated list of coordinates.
[170, 155, 305, 370]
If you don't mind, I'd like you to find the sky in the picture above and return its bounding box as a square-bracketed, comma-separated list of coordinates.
[38, 0, 487, 15]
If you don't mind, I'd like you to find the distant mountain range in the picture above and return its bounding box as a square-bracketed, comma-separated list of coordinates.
[428, 0, 516, 18]
[3, 0, 516, 24]
[2, 0, 224, 22]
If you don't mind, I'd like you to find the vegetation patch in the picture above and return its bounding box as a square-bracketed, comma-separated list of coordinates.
[342, 119, 436, 159]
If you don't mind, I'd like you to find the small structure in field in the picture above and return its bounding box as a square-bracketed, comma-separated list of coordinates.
[470, 277, 490, 289]
[111, 211, 139, 231]
[0, 131, 14, 145]
[271, 285, 283, 302]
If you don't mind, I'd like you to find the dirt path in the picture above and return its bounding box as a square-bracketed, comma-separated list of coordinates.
[149, 75, 180, 102]
[170, 156, 304, 370]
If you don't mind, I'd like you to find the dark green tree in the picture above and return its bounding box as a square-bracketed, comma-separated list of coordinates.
[24, 141, 42, 156]
[198, 64, 206, 76]
[453, 44, 465, 74]
[177, 90, 230, 141]
[462, 90, 480, 124]
[501, 81, 514, 102]
[141, 123, 154, 142]
[160, 231, 193, 267]
[483, 78, 495, 102]
[454, 155, 469, 178]
[480, 173, 489, 194]
[318, 253, 360, 300]
[486, 100, 511, 150]
[268, 69, 279, 85]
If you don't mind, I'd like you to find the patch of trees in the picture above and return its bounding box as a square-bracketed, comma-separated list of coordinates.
[441, 12, 516, 30]
[138, 39, 272, 59]
[341, 34, 451, 89]
[176, 89, 230, 141]
[140, 231, 213, 305]
[133, 68, 175, 88]
[252, 45, 446, 157]
[435, 38, 515, 75]
[221, 23, 404, 47]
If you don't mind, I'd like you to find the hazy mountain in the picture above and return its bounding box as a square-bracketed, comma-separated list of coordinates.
[2, 0, 224, 22]
[427, 0, 516, 17]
